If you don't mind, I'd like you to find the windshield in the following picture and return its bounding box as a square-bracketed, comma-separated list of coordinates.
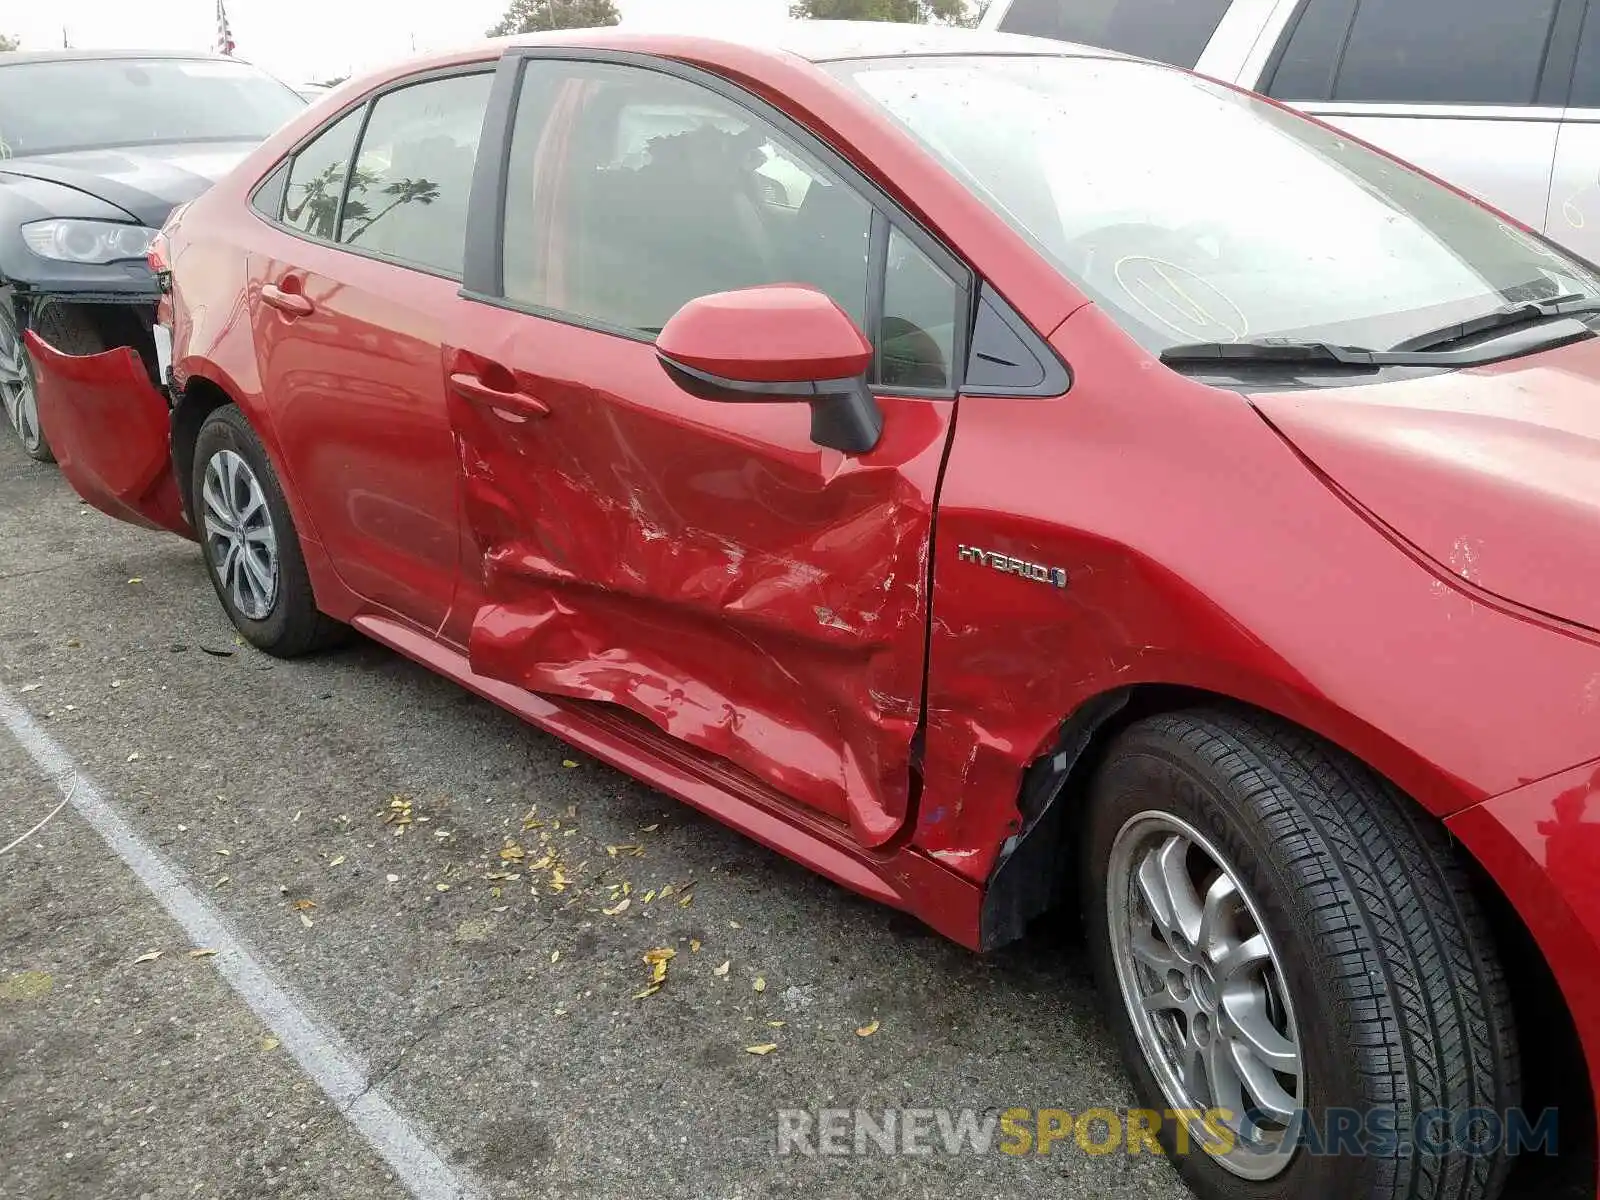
[828, 54, 1600, 355]
[0, 58, 304, 157]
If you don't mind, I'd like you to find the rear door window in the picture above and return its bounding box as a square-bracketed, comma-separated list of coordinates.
[1567, 0, 1600, 107]
[1268, 0, 1560, 105]
[337, 72, 494, 278]
[997, 0, 1232, 67]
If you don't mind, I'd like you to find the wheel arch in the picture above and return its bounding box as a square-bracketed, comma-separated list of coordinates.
[979, 682, 1595, 1190]
[171, 371, 351, 622]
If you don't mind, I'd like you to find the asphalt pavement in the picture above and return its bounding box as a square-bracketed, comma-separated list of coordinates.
[0, 431, 1189, 1200]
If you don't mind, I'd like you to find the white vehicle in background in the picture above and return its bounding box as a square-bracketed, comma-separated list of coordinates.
[982, 0, 1600, 263]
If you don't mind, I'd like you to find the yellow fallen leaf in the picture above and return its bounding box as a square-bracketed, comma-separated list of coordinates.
[214, 848, 230, 857]
[643, 947, 677, 964]
[745, 1043, 778, 1056]
[291, 899, 316, 911]
[641, 889, 656, 904]
[550, 950, 560, 963]
[856, 1019, 881, 1038]
[127, 578, 142, 585]
[435, 883, 451, 892]
[633, 984, 662, 999]
[678, 893, 693, 908]
[641, 823, 660, 832]
[562, 759, 579, 768]
[213, 876, 230, 888]
[0, 971, 53, 1000]
[729, 920, 741, 929]
[689, 939, 701, 953]
[753, 977, 767, 993]
[132, 950, 163, 964]
[328, 855, 346, 867]
[713, 960, 730, 977]
[602, 898, 631, 916]
[767, 1020, 786, 1028]
[260, 1036, 280, 1052]
[188, 948, 218, 959]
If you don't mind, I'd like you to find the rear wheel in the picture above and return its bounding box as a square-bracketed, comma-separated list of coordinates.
[192, 405, 343, 657]
[1083, 709, 1519, 1200]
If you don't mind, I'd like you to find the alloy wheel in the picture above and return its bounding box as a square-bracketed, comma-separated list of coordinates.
[1106, 810, 1304, 1180]
[201, 449, 279, 620]
[0, 309, 43, 455]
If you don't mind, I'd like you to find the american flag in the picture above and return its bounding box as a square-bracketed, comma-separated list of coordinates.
[215, 0, 236, 56]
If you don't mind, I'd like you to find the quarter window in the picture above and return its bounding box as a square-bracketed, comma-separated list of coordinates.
[338, 73, 494, 278]
[880, 228, 960, 391]
[997, 0, 1231, 68]
[281, 108, 363, 239]
[1269, 0, 1560, 105]
[501, 61, 873, 336]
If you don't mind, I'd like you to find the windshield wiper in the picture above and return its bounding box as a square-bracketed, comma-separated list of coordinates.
[1395, 293, 1600, 352]
[1162, 316, 1597, 371]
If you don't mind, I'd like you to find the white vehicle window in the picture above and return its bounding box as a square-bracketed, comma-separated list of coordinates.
[1268, 0, 1560, 105]
[997, 0, 1231, 68]
[832, 54, 1600, 355]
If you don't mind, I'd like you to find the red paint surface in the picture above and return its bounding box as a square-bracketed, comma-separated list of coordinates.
[24, 32, 1600, 1147]
[25, 333, 191, 537]
[1449, 761, 1600, 1190]
[445, 305, 948, 846]
[1255, 336, 1600, 635]
[655, 285, 874, 383]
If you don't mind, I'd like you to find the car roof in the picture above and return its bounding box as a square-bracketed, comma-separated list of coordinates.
[0, 48, 253, 67]
[503, 19, 1117, 65]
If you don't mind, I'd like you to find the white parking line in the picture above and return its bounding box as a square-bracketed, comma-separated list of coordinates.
[0, 683, 484, 1200]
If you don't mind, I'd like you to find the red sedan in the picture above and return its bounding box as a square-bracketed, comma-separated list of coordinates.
[26, 22, 1600, 1200]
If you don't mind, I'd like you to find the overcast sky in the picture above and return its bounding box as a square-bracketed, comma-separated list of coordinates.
[10, 0, 794, 84]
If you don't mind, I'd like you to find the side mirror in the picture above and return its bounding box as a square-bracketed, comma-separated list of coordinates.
[655, 285, 883, 454]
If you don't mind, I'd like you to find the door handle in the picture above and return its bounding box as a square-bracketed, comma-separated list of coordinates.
[261, 283, 314, 317]
[448, 371, 550, 420]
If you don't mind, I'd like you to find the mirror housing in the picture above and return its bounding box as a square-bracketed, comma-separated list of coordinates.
[655, 285, 882, 454]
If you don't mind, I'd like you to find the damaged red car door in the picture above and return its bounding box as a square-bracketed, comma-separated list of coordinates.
[25, 332, 191, 536]
[444, 58, 964, 845]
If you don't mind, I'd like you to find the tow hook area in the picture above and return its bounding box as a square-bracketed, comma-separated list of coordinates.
[24, 331, 192, 538]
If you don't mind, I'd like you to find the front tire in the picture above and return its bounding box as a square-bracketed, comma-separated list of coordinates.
[0, 301, 52, 462]
[192, 406, 342, 657]
[1083, 709, 1519, 1200]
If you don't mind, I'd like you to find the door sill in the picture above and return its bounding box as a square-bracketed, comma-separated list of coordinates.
[351, 613, 982, 943]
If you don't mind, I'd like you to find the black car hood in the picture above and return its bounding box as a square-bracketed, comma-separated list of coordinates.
[0, 141, 256, 228]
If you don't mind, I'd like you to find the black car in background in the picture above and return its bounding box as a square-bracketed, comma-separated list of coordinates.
[0, 50, 304, 461]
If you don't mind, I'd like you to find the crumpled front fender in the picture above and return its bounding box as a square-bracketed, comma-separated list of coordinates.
[25, 330, 192, 538]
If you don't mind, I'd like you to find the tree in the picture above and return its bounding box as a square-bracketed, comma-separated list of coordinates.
[788, 0, 972, 22]
[0, 34, 20, 52]
[488, 0, 621, 36]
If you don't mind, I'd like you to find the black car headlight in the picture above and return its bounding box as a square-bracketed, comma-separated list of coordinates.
[21, 219, 159, 265]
